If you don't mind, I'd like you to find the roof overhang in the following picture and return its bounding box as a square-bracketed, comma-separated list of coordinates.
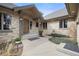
[46, 15, 75, 22]
[0, 5, 14, 11]
[14, 4, 42, 19]
[0, 3, 16, 9]
[65, 3, 78, 17]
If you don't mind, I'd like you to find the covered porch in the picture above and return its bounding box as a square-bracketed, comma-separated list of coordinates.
[14, 4, 44, 35]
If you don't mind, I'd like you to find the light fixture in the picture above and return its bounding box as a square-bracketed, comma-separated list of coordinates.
[72, 11, 75, 14]
[19, 17, 23, 21]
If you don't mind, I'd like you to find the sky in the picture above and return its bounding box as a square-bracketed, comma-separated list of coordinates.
[15, 3, 65, 16]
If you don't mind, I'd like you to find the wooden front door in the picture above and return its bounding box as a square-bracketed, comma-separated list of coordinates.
[23, 19, 29, 34]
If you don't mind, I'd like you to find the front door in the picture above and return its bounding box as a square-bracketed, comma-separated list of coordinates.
[23, 19, 29, 34]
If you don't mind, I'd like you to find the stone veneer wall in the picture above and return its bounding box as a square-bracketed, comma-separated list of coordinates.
[29, 19, 39, 35]
[0, 7, 20, 41]
[43, 19, 77, 40]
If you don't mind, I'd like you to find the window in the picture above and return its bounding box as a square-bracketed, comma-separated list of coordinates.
[59, 20, 67, 28]
[30, 21, 32, 29]
[46, 22, 47, 29]
[36, 22, 39, 27]
[64, 20, 67, 28]
[43, 22, 47, 29]
[0, 13, 12, 30]
[0, 13, 2, 30]
[59, 20, 63, 28]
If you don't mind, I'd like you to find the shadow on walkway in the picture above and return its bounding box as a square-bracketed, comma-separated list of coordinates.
[64, 43, 79, 53]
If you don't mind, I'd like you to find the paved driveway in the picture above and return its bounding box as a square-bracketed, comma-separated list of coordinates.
[22, 36, 69, 56]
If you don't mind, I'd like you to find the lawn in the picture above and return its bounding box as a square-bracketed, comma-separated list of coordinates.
[49, 33, 76, 44]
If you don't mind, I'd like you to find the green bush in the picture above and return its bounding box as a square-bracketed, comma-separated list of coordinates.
[39, 30, 43, 37]
[14, 37, 21, 42]
[48, 33, 69, 38]
[49, 37, 76, 44]
[49, 38, 61, 44]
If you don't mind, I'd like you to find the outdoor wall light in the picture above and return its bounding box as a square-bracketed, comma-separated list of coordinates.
[19, 17, 23, 21]
[76, 18, 79, 24]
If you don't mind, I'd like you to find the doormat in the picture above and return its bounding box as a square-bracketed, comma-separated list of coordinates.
[28, 37, 39, 41]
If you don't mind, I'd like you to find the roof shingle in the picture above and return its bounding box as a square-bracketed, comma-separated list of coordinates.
[0, 3, 16, 9]
[44, 8, 68, 20]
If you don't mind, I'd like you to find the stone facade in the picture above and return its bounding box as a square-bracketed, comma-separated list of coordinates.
[29, 19, 39, 35]
[0, 7, 20, 41]
[43, 19, 77, 39]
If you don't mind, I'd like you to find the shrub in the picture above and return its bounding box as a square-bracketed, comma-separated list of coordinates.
[39, 30, 43, 37]
[14, 37, 21, 42]
[48, 33, 69, 38]
[49, 38, 61, 44]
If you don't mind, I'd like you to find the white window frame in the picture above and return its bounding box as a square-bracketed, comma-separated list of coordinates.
[0, 13, 12, 31]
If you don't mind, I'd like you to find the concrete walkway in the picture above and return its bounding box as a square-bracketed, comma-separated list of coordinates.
[22, 35, 69, 56]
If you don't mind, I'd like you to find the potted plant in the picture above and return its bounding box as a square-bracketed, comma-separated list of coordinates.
[39, 30, 43, 37]
[14, 37, 22, 44]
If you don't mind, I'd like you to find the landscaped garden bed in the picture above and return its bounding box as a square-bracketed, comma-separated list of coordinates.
[9, 42, 23, 56]
[8, 37, 23, 56]
[0, 37, 23, 56]
[49, 33, 76, 44]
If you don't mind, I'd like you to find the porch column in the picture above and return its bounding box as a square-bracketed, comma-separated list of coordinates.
[1, 13, 3, 30]
[77, 8, 79, 47]
[77, 23, 79, 47]
[38, 19, 42, 31]
[29, 18, 32, 33]
[19, 17, 24, 36]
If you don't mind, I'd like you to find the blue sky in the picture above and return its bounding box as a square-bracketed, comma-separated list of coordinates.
[15, 3, 65, 16]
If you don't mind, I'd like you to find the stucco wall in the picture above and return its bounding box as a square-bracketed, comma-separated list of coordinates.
[0, 7, 20, 41]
